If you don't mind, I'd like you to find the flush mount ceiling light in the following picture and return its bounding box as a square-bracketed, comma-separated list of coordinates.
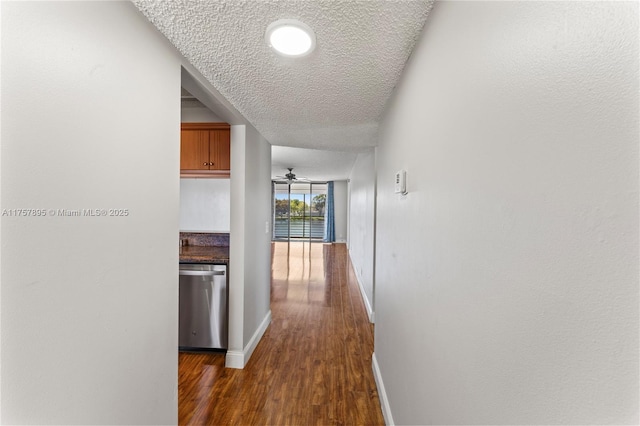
[265, 19, 316, 57]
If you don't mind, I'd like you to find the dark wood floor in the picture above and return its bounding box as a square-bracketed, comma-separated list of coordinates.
[178, 242, 384, 425]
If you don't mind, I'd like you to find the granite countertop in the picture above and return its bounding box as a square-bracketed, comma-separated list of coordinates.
[178, 232, 229, 264]
[179, 245, 229, 264]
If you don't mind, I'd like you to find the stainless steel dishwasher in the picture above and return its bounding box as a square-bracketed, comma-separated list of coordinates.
[179, 263, 228, 350]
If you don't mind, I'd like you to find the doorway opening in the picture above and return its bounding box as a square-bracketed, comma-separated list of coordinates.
[272, 181, 328, 242]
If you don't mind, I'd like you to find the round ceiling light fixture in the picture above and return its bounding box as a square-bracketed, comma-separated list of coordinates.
[266, 19, 316, 57]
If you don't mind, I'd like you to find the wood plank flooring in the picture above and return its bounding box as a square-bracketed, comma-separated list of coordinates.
[178, 242, 384, 425]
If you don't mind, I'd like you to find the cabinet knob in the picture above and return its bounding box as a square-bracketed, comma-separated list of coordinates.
[209, 162, 214, 166]
[203, 162, 208, 166]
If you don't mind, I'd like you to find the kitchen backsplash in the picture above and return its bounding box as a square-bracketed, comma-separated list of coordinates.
[180, 178, 230, 232]
[180, 232, 229, 247]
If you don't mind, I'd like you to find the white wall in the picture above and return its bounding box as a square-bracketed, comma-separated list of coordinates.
[1, 2, 180, 424]
[227, 124, 272, 368]
[348, 150, 376, 321]
[180, 178, 230, 232]
[333, 180, 348, 243]
[374, 2, 639, 425]
[181, 104, 221, 122]
[241, 125, 272, 347]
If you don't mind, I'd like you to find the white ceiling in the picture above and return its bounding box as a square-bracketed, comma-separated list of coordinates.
[272, 146, 360, 181]
[135, 0, 433, 179]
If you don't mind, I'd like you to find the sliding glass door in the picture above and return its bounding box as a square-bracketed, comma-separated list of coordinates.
[273, 182, 327, 241]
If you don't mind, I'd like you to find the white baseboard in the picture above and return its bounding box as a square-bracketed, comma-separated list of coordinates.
[372, 352, 394, 426]
[225, 310, 272, 369]
[224, 350, 245, 369]
[348, 251, 375, 323]
[244, 309, 271, 363]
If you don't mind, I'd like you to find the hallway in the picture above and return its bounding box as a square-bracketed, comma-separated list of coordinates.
[178, 242, 384, 425]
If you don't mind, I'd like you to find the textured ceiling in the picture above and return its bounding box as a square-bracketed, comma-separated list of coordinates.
[133, 0, 433, 152]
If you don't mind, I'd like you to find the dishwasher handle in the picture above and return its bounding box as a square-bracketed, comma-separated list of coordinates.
[179, 270, 226, 277]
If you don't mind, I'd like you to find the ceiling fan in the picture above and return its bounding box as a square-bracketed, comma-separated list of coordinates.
[275, 168, 310, 184]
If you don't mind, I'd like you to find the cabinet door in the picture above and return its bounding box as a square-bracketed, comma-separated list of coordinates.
[209, 129, 230, 171]
[180, 129, 210, 170]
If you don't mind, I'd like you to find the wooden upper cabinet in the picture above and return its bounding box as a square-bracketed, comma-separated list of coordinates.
[208, 128, 231, 171]
[180, 128, 210, 170]
[180, 123, 230, 177]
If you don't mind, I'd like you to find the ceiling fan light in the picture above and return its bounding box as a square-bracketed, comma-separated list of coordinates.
[266, 19, 316, 57]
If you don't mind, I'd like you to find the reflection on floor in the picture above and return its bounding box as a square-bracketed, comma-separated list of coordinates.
[178, 242, 384, 425]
